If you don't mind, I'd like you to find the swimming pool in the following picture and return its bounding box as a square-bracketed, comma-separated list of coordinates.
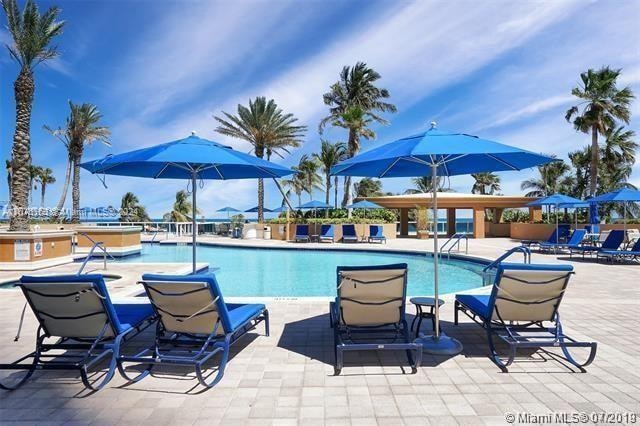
[118, 244, 486, 297]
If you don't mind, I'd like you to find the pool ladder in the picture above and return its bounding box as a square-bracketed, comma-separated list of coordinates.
[439, 233, 469, 258]
[480, 246, 531, 285]
[77, 233, 116, 275]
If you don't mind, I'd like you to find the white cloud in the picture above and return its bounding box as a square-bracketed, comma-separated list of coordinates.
[476, 95, 573, 131]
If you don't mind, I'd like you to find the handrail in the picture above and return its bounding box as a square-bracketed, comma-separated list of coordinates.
[77, 232, 116, 275]
[439, 233, 469, 257]
[482, 246, 531, 272]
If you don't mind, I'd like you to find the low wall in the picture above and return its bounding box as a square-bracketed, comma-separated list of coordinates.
[265, 223, 395, 241]
[509, 223, 556, 241]
[0, 230, 74, 270]
[75, 226, 141, 256]
[485, 222, 510, 238]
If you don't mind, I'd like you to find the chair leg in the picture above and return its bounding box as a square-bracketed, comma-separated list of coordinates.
[263, 310, 270, 337]
[486, 326, 512, 372]
[333, 328, 342, 375]
[196, 339, 230, 388]
[0, 329, 44, 391]
[454, 301, 459, 325]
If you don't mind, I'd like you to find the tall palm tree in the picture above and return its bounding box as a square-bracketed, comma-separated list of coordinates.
[67, 102, 110, 223]
[601, 126, 637, 170]
[312, 140, 346, 212]
[164, 190, 199, 222]
[520, 160, 571, 197]
[565, 66, 634, 196]
[5, 160, 12, 202]
[36, 167, 54, 207]
[280, 175, 306, 207]
[2, 0, 64, 230]
[214, 97, 306, 222]
[354, 177, 383, 198]
[320, 62, 396, 208]
[471, 172, 501, 195]
[120, 192, 150, 222]
[294, 155, 322, 201]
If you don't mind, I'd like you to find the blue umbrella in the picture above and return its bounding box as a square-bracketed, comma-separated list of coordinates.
[217, 206, 240, 213]
[270, 206, 288, 213]
[332, 123, 556, 355]
[589, 188, 640, 234]
[245, 206, 272, 213]
[346, 200, 383, 209]
[527, 194, 584, 243]
[297, 200, 332, 209]
[81, 132, 292, 272]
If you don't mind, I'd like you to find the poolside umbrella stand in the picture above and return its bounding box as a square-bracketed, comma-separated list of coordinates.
[81, 132, 292, 273]
[332, 123, 555, 355]
[346, 199, 383, 219]
[589, 188, 640, 237]
[526, 194, 583, 244]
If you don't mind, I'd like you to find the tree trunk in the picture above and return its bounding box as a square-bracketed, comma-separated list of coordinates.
[256, 145, 265, 223]
[342, 129, 358, 214]
[9, 67, 35, 231]
[334, 176, 338, 209]
[71, 153, 82, 223]
[53, 156, 72, 220]
[325, 173, 331, 218]
[589, 126, 599, 197]
[40, 183, 46, 207]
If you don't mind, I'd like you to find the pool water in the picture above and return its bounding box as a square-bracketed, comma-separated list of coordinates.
[118, 244, 485, 297]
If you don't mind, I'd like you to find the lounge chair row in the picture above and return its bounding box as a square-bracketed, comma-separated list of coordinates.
[295, 224, 386, 244]
[0, 261, 596, 391]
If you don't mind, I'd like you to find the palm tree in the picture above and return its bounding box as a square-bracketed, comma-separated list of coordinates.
[120, 192, 150, 222]
[68, 102, 110, 223]
[294, 155, 322, 201]
[164, 190, 199, 222]
[28, 165, 40, 203]
[520, 160, 571, 197]
[312, 140, 346, 212]
[471, 172, 501, 195]
[36, 167, 55, 207]
[565, 67, 634, 196]
[5, 160, 12, 202]
[320, 62, 396, 208]
[404, 176, 449, 194]
[601, 126, 637, 171]
[354, 177, 383, 198]
[280, 175, 306, 207]
[214, 97, 306, 222]
[2, 0, 64, 230]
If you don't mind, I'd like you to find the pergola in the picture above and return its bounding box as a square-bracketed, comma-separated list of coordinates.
[360, 192, 541, 238]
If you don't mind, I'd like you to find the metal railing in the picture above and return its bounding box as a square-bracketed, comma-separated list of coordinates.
[77, 233, 116, 275]
[480, 246, 531, 286]
[439, 233, 469, 257]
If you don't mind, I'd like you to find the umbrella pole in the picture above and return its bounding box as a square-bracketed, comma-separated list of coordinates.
[417, 164, 463, 355]
[192, 172, 197, 274]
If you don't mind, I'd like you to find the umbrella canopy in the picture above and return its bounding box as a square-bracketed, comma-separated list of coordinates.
[217, 206, 240, 213]
[332, 123, 555, 355]
[297, 200, 332, 209]
[270, 206, 288, 213]
[346, 200, 383, 209]
[526, 194, 583, 207]
[81, 133, 292, 272]
[589, 188, 640, 234]
[245, 206, 272, 213]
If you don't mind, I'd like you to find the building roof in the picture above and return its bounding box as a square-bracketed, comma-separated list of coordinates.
[360, 192, 539, 209]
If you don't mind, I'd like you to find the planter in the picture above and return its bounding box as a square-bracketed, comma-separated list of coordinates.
[75, 226, 141, 257]
[0, 230, 74, 270]
[416, 230, 430, 240]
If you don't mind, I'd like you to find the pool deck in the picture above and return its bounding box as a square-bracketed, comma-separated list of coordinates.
[0, 237, 639, 425]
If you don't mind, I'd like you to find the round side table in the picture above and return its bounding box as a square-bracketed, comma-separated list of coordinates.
[410, 297, 445, 338]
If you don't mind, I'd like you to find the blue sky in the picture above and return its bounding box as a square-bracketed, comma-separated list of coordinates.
[1, 0, 639, 219]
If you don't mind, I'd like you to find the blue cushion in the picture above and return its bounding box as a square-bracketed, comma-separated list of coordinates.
[113, 303, 154, 333]
[455, 294, 491, 320]
[225, 303, 266, 331]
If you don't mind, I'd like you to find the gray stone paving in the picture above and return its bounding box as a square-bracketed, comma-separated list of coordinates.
[0, 238, 639, 425]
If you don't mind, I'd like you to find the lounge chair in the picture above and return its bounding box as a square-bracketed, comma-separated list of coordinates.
[539, 229, 587, 253]
[367, 225, 387, 244]
[341, 224, 359, 243]
[597, 238, 640, 262]
[0, 274, 154, 391]
[454, 263, 597, 372]
[294, 224, 310, 242]
[521, 228, 560, 248]
[329, 264, 422, 375]
[119, 273, 268, 388]
[569, 229, 624, 258]
[319, 224, 334, 243]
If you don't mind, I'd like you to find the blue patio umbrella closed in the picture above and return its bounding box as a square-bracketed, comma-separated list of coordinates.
[332, 123, 556, 355]
[589, 188, 640, 235]
[81, 133, 292, 272]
